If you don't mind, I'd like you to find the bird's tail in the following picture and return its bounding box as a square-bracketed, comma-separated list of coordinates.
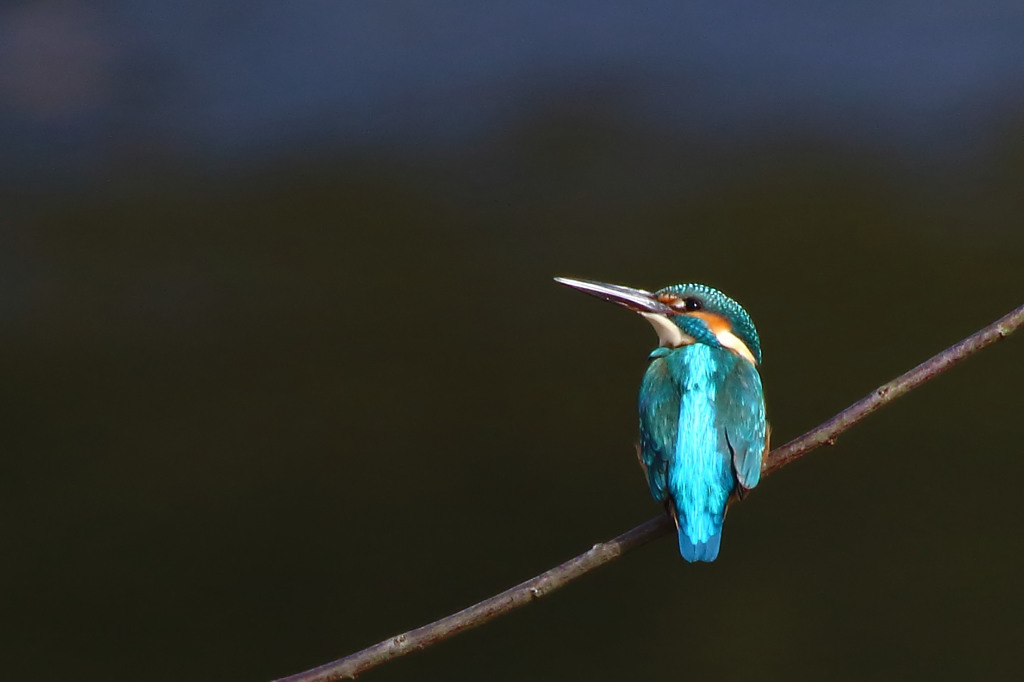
[676, 526, 722, 562]
[668, 502, 723, 563]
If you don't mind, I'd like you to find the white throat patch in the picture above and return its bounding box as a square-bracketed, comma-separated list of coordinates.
[640, 313, 695, 348]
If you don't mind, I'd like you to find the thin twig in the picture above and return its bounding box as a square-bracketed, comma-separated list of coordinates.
[275, 302, 1024, 682]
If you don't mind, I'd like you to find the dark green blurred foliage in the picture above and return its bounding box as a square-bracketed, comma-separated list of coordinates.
[2, 111, 1023, 681]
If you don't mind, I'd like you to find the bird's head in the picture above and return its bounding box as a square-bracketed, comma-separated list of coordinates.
[555, 277, 761, 365]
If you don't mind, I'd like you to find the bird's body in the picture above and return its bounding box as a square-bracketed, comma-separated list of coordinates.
[556, 278, 767, 562]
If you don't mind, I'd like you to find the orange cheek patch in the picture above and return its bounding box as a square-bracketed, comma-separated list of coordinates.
[688, 311, 732, 335]
[688, 311, 757, 365]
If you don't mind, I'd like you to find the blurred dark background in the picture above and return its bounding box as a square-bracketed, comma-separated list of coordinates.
[2, 2, 1023, 680]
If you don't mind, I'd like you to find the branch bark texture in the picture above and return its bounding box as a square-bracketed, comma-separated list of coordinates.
[275, 302, 1024, 682]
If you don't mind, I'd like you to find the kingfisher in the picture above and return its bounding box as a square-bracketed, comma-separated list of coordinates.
[555, 277, 767, 562]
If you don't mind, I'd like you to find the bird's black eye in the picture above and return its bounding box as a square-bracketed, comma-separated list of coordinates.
[669, 296, 703, 313]
[683, 297, 703, 312]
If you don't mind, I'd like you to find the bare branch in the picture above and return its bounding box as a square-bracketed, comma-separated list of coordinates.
[275, 302, 1024, 682]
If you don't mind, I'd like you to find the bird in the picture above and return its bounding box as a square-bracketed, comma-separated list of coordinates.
[555, 277, 767, 562]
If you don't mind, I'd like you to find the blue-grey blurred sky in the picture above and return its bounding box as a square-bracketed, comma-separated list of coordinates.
[4, 1, 1024, 183]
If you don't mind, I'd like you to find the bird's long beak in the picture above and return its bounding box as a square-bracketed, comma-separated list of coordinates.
[554, 277, 673, 315]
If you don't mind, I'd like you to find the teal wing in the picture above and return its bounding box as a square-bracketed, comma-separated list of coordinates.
[637, 350, 679, 502]
[717, 355, 767, 490]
